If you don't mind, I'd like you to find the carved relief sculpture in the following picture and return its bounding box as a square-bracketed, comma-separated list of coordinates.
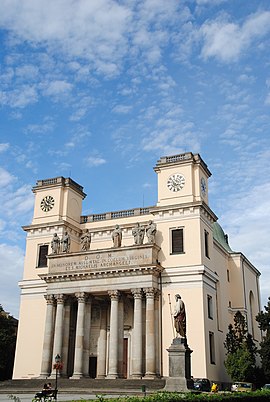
[80, 229, 91, 251]
[51, 233, 60, 254]
[112, 224, 122, 248]
[146, 220, 157, 244]
[132, 222, 145, 245]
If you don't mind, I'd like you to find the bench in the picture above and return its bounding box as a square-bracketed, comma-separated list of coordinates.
[33, 389, 58, 401]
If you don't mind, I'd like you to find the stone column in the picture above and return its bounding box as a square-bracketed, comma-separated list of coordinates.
[62, 298, 71, 377]
[118, 296, 124, 378]
[52, 294, 65, 374]
[40, 295, 55, 378]
[144, 287, 156, 378]
[107, 290, 120, 379]
[131, 289, 143, 378]
[96, 305, 108, 379]
[83, 296, 92, 377]
[155, 290, 161, 377]
[71, 292, 86, 379]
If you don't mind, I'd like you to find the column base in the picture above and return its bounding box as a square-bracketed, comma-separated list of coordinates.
[38, 374, 50, 379]
[96, 375, 106, 379]
[144, 373, 157, 379]
[131, 374, 142, 379]
[70, 373, 83, 379]
[106, 374, 119, 379]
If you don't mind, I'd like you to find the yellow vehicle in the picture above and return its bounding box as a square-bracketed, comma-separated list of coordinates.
[231, 382, 253, 392]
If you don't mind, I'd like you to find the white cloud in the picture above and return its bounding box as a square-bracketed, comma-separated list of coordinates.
[0, 0, 131, 76]
[1, 184, 34, 216]
[0, 143, 10, 152]
[220, 182, 270, 307]
[85, 156, 106, 167]
[0, 243, 25, 318]
[42, 80, 73, 97]
[24, 118, 55, 135]
[112, 105, 132, 114]
[0, 167, 15, 186]
[0, 85, 38, 108]
[200, 11, 270, 62]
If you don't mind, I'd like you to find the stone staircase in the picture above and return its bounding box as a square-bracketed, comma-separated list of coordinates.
[0, 378, 166, 394]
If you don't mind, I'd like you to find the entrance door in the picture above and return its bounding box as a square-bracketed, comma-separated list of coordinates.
[89, 356, 97, 378]
[122, 338, 128, 379]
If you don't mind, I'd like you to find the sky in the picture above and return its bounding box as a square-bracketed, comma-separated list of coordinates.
[0, 0, 270, 319]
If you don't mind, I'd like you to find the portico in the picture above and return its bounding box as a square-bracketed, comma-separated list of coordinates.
[39, 244, 162, 379]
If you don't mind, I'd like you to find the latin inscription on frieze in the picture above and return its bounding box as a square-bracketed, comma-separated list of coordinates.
[49, 247, 156, 274]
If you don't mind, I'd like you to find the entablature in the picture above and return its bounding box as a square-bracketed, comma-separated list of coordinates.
[40, 244, 162, 283]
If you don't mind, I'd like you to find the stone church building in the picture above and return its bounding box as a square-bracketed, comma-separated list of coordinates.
[13, 152, 261, 384]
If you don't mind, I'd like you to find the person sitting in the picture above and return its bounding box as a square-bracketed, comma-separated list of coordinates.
[34, 383, 49, 400]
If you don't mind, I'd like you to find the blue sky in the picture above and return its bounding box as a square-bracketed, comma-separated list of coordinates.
[0, 0, 270, 318]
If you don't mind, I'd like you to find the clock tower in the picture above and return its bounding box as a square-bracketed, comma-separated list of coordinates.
[154, 152, 211, 207]
[32, 177, 86, 226]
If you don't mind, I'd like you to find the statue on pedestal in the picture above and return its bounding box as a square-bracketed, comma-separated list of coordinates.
[173, 294, 186, 339]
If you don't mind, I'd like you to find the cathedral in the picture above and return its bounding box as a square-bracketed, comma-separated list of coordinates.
[13, 152, 261, 385]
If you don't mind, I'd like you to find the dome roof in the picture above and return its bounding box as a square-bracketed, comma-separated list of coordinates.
[212, 222, 233, 253]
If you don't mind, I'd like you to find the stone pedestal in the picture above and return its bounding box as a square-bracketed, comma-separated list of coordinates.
[165, 337, 193, 392]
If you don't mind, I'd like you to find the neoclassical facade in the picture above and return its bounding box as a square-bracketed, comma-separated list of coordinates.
[13, 153, 261, 384]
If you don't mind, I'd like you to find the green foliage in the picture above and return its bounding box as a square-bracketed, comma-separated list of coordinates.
[225, 347, 256, 382]
[8, 396, 21, 402]
[256, 297, 270, 382]
[224, 311, 257, 383]
[0, 304, 17, 380]
[65, 390, 270, 402]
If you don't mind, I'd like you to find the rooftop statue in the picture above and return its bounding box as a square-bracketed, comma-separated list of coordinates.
[80, 229, 91, 251]
[146, 220, 157, 244]
[112, 224, 122, 248]
[132, 222, 145, 245]
[51, 233, 60, 254]
[61, 231, 70, 253]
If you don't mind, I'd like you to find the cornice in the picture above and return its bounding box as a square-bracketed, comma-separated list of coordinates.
[40, 264, 164, 283]
[22, 219, 81, 234]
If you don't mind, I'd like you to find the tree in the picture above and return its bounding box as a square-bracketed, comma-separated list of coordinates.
[224, 311, 257, 383]
[0, 304, 18, 380]
[256, 297, 270, 382]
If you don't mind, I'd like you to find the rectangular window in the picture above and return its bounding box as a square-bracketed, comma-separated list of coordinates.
[209, 332, 215, 364]
[204, 230, 209, 258]
[37, 245, 49, 268]
[207, 295, 213, 319]
[171, 228, 184, 254]
[227, 269, 230, 282]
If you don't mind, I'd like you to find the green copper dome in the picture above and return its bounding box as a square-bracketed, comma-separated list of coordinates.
[213, 222, 233, 253]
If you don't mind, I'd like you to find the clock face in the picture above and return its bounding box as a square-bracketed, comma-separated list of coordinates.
[201, 177, 207, 197]
[40, 195, 55, 212]
[167, 174, 185, 192]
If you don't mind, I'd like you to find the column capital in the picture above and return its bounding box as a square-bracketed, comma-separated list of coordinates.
[75, 292, 86, 303]
[44, 294, 55, 305]
[108, 290, 120, 301]
[131, 289, 143, 299]
[55, 294, 66, 304]
[154, 289, 161, 300]
[144, 287, 156, 299]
